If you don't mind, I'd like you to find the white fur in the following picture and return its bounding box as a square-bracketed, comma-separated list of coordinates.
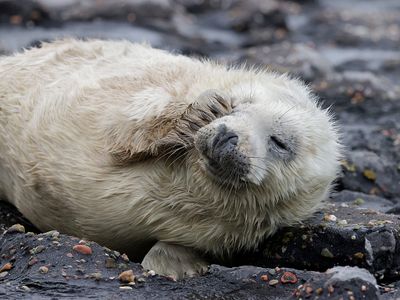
[0, 39, 341, 262]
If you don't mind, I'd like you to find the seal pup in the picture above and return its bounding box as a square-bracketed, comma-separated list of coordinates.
[0, 39, 341, 279]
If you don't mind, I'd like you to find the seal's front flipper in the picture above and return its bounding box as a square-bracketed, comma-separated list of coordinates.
[141, 241, 209, 280]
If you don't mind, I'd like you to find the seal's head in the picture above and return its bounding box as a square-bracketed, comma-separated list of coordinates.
[193, 75, 341, 213]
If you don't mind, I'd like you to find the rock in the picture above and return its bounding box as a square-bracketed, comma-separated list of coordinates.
[118, 269, 135, 283]
[72, 244, 93, 255]
[340, 150, 400, 201]
[221, 43, 333, 82]
[6, 224, 25, 234]
[330, 190, 394, 213]
[235, 204, 400, 280]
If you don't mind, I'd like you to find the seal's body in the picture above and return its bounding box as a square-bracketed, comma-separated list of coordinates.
[0, 40, 341, 278]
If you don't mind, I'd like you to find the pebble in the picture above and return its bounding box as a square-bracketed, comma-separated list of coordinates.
[269, 279, 279, 286]
[30, 245, 46, 255]
[321, 248, 334, 258]
[0, 271, 8, 278]
[324, 214, 337, 222]
[361, 285, 367, 292]
[90, 272, 102, 281]
[6, 224, 25, 234]
[337, 219, 348, 225]
[28, 257, 38, 266]
[21, 285, 31, 292]
[73, 244, 92, 255]
[119, 286, 133, 290]
[39, 266, 49, 274]
[260, 274, 269, 281]
[105, 258, 117, 268]
[118, 270, 135, 283]
[280, 271, 298, 284]
[66, 253, 73, 258]
[121, 253, 130, 262]
[0, 262, 12, 272]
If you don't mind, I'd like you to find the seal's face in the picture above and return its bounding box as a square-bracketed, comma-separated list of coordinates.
[193, 77, 340, 197]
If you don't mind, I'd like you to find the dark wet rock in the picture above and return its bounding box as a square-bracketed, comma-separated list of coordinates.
[220, 43, 333, 82]
[0, 227, 383, 299]
[35, 0, 179, 24]
[340, 150, 400, 201]
[0, 0, 51, 26]
[236, 204, 400, 281]
[331, 190, 394, 213]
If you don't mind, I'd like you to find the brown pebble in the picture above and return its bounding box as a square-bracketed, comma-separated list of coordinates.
[119, 270, 135, 283]
[280, 271, 297, 284]
[105, 258, 117, 268]
[39, 266, 49, 274]
[6, 224, 25, 234]
[316, 287, 323, 295]
[0, 262, 12, 272]
[28, 257, 38, 266]
[354, 252, 364, 259]
[269, 279, 279, 286]
[73, 244, 92, 255]
[305, 286, 313, 294]
[327, 285, 334, 293]
[260, 274, 269, 281]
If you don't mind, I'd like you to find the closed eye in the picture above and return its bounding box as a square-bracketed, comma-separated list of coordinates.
[270, 135, 289, 152]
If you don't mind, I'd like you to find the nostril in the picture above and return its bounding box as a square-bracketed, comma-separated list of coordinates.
[223, 133, 238, 146]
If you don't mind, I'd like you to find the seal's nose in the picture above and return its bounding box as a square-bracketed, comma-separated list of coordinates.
[207, 125, 238, 162]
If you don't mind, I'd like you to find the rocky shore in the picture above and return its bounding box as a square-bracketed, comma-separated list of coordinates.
[0, 0, 399, 299]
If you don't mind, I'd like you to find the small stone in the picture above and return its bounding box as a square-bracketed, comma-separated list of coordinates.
[121, 253, 129, 262]
[268, 269, 276, 276]
[66, 253, 73, 258]
[26, 232, 35, 237]
[321, 248, 334, 258]
[260, 274, 269, 281]
[147, 270, 156, 277]
[90, 272, 102, 281]
[137, 277, 146, 283]
[118, 270, 135, 283]
[316, 287, 323, 295]
[351, 235, 357, 240]
[73, 244, 92, 255]
[360, 285, 367, 292]
[105, 258, 117, 268]
[280, 271, 298, 284]
[305, 286, 313, 294]
[119, 286, 133, 290]
[274, 267, 281, 273]
[363, 169, 377, 181]
[269, 279, 279, 286]
[28, 257, 38, 266]
[324, 214, 337, 222]
[21, 285, 31, 292]
[0, 263, 12, 272]
[337, 219, 348, 225]
[353, 198, 365, 205]
[327, 285, 334, 293]
[0, 271, 8, 278]
[39, 266, 49, 274]
[30, 245, 45, 255]
[6, 224, 25, 234]
[354, 252, 364, 259]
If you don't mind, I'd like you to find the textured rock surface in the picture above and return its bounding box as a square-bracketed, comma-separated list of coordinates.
[0, 0, 399, 298]
[0, 228, 381, 299]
